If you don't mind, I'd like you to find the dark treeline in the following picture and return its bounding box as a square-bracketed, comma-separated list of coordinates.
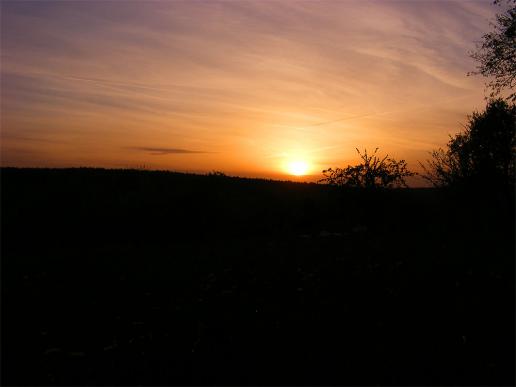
[1, 167, 514, 386]
[2, 168, 439, 244]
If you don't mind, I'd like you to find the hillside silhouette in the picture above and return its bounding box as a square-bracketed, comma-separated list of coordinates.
[2, 167, 514, 386]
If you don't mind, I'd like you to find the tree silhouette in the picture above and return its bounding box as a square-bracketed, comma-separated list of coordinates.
[320, 148, 414, 188]
[421, 99, 516, 188]
[469, 0, 516, 101]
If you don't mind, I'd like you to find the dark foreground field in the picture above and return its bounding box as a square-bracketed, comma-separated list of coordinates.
[1, 168, 514, 386]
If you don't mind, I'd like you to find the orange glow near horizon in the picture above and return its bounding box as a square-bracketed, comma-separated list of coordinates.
[0, 1, 501, 185]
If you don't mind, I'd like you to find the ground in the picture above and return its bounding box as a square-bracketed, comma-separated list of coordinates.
[1, 168, 514, 385]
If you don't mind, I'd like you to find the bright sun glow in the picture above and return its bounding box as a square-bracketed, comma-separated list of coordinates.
[287, 160, 310, 176]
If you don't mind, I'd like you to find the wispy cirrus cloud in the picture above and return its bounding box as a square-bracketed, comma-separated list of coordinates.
[0, 0, 502, 176]
[128, 146, 213, 156]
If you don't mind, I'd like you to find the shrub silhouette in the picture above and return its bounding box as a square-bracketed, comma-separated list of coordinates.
[421, 99, 516, 189]
[207, 170, 227, 177]
[320, 148, 414, 188]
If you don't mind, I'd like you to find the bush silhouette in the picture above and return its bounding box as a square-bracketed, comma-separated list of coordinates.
[207, 170, 227, 177]
[320, 148, 414, 188]
[421, 99, 516, 189]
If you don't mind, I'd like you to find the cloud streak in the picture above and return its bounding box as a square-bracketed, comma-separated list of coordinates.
[128, 147, 213, 156]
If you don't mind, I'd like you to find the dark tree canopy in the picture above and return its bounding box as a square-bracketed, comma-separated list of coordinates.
[421, 99, 516, 189]
[320, 148, 414, 189]
[469, 0, 516, 101]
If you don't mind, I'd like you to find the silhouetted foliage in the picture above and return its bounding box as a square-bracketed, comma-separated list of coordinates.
[207, 170, 227, 177]
[421, 99, 516, 188]
[320, 148, 415, 188]
[469, 0, 516, 101]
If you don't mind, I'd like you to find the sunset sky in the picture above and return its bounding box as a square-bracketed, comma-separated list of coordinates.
[0, 0, 501, 182]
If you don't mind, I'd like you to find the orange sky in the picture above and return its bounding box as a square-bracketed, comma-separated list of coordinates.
[0, 1, 501, 183]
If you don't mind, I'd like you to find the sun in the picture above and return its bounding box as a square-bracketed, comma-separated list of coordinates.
[287, 160, 310, 176]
